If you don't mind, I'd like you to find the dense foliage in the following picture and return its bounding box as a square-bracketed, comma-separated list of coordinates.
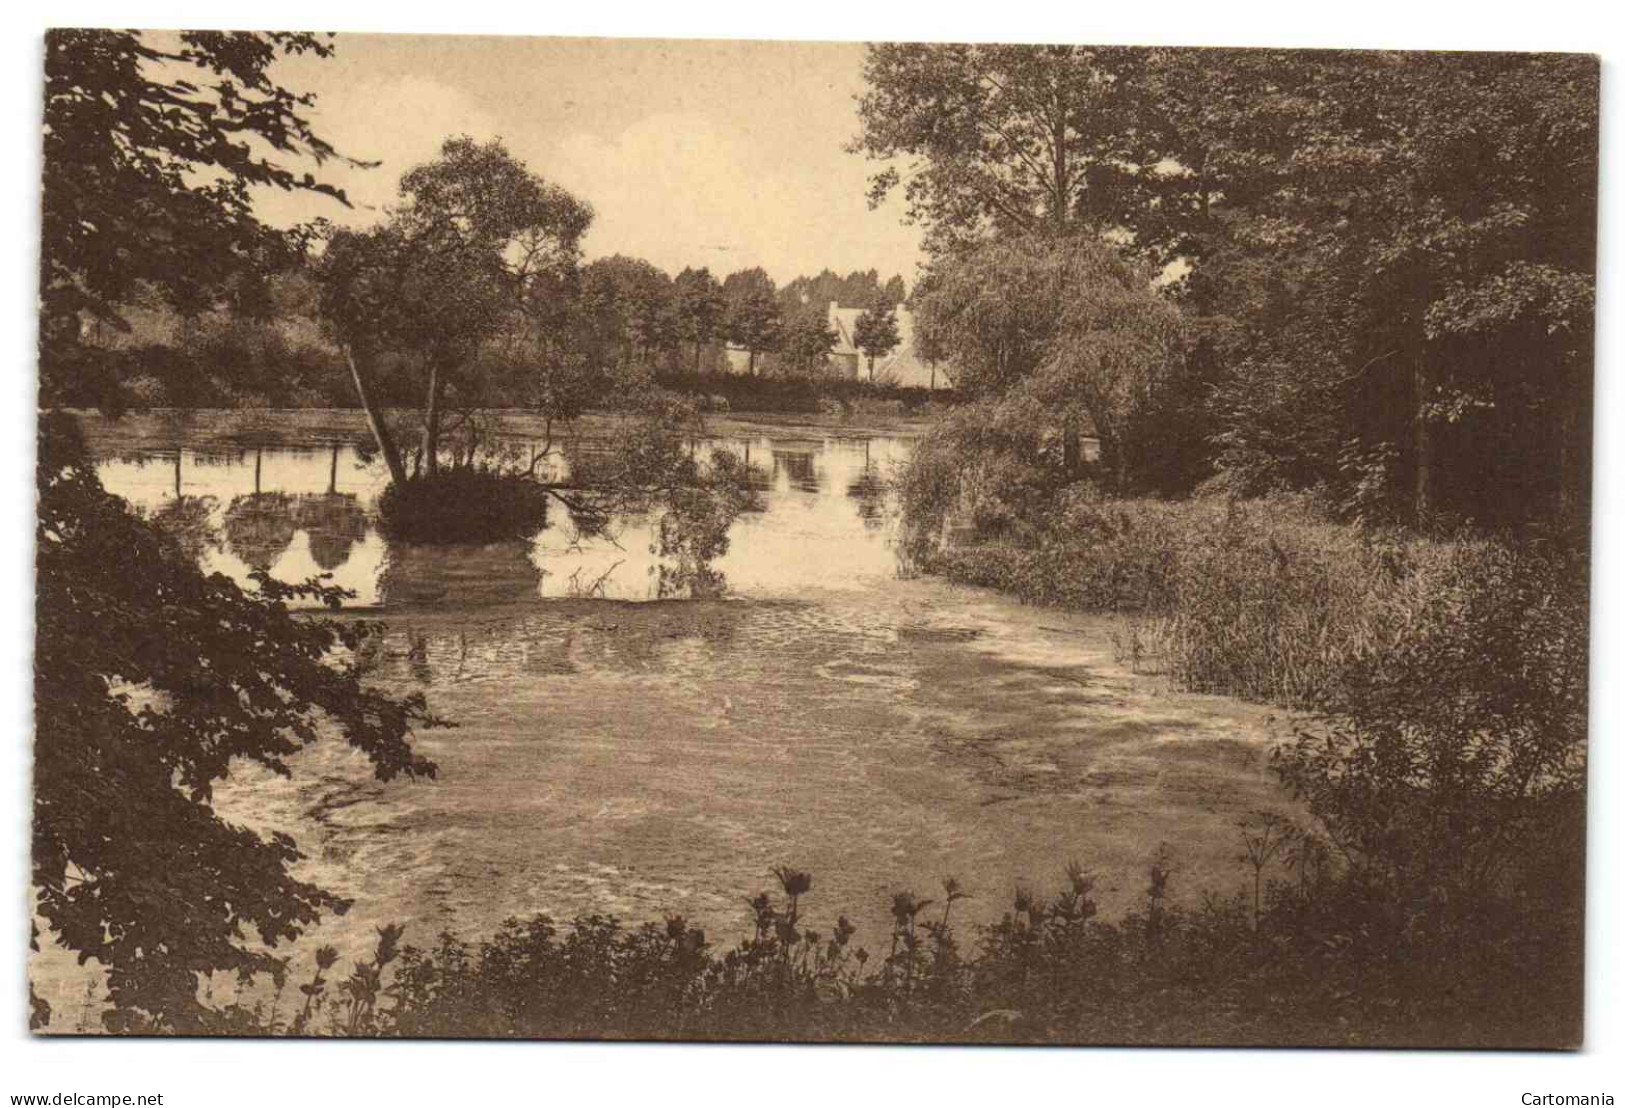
[35, 415, 444, 1030]
[861, 46, 1596, 525]
[40, 29, 365, 405]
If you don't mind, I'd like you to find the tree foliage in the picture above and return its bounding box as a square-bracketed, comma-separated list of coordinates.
[851, 44, 1139, 256]
[851, 305, 902, 380]
[313, 137, 594, 480]
[864, 44, 1597, 524]
[35, 29, 450, 1031]
[911, 234, 1184, 491]
[721, 268, 784, 374]
[35, 416, 443, 1030]
[41, 29, 367, 406]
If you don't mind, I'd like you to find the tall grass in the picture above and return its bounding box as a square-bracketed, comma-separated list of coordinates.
[915, 489, 1571, 713]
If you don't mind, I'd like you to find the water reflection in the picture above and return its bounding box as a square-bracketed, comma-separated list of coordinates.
[771, 449, 820, 494]
[148, 492, 221, 562]
[222, 492, 298, 572]
[295, 493, 369, 572]
[94, 423, 913, 608]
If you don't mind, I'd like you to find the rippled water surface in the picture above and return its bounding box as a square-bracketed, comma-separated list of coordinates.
[35, 410, 1290, 1011]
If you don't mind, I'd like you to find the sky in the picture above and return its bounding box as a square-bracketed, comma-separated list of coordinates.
[251, 35, 925, 288]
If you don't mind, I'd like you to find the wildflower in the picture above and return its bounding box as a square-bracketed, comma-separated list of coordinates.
[374, 923, 404, 966]
[891, 891, 933, 924]
[772, 867, 813, 899]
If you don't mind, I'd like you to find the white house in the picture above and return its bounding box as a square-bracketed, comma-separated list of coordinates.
[825, 301, 946, 389]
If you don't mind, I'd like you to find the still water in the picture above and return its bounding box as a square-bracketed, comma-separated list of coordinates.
[37, 411, 1287, 1011]
[95, 431, 909, 606]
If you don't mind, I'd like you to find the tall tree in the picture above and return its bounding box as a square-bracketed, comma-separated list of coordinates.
[580, 256, 678, 369]
[722, 268, 783, 375]
[776, 312, 839, 377]
[315, 137, 593, 479]
[851, 44, 1140, 256]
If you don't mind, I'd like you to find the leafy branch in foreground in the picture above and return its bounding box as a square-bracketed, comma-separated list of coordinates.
[34, 413, 446, 1031]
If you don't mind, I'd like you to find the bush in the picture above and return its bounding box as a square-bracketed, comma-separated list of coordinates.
[377, 469, 552, 545]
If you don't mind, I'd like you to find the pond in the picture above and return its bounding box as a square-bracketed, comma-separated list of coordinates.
[91, 422, 910, 607]
[36, 409, 1291, 1013]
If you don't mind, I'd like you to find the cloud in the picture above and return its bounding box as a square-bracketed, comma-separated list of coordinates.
[542, 112, 919, 285]
[252, 75, 502, 229]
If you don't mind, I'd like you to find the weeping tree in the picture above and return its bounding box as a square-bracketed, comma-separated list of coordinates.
[911, 233, 1185, 496]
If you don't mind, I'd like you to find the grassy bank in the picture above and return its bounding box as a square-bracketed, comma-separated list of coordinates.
[911, 491, 1587, 713]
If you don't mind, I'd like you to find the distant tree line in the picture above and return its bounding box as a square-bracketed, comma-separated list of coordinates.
[46, 228, 914, 411]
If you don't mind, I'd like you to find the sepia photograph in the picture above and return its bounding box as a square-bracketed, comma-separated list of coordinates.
[12, 2, 1614, 1087]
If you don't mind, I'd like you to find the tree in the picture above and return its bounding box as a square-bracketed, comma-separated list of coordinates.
[861, 45, 1598, 523]
[35, 30, 448, 1030]
[40, 29, 369, 408]
[314, 137, 593, 480]
[852, 306, 902, 381]
[775, 311, 839, 377]
[722, 268, 783, 375]
[1164, 51, 1599, 523]
[912, 233, 1184, 491]
[36, 417, 442, 1030]
[580, 256, 678, 370]
[674, 267, 726, 372]
[851, 44, 1141, 256]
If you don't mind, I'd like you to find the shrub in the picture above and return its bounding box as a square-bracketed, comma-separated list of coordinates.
[377, 469, 552, 545]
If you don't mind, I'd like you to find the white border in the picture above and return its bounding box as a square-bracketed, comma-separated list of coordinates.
[1, 3, 1618, 1105]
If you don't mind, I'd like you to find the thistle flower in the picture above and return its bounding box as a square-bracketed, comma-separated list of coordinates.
[315, 945, 340, 972]
[891, 891, 933, 924]
[772, 867, 813, 899]
[1065, 861, 1095, 897]
[374, 923, 404, 966]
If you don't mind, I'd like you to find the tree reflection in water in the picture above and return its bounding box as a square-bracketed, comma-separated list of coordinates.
[147, 494, 222, 562]
[293, 492, 368, 572]
[771, 449, 820, 494]
[377, 539, 545, 607]
[222, 492, 299, 572]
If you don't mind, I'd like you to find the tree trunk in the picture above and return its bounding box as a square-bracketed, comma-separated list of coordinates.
[422, 360, 444, 478]
[343, 345, 408, 486]
[1413, 355, 1433, 523]
[1063, 420, 1082, 479]
[748, 348, 758, 376]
